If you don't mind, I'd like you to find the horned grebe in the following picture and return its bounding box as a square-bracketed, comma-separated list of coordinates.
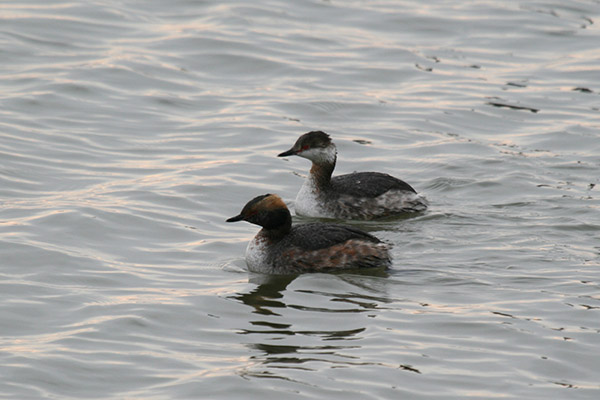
[278, 131, 428, 220]
[226, 194, 391, 274]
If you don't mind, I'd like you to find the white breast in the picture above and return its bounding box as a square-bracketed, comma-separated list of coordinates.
[294, 178, 326, 218]
[245, 235, 270, 273]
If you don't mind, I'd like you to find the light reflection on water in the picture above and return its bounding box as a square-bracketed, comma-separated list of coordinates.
[1, 0, 600, 398]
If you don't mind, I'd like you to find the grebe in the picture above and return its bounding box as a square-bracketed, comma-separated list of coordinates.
[226, 194, 391, 274]
[278, 131, 428, 220]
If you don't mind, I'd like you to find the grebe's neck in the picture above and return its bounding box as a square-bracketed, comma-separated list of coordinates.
[309, 161, 335, 191]
[259, 208, 292, 241]
[306, 145, 337, 191]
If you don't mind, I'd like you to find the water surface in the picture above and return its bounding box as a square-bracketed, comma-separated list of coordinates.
[1, 1, 599, 399]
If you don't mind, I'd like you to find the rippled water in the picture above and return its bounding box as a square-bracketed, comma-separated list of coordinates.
[1, 0, 599, 398]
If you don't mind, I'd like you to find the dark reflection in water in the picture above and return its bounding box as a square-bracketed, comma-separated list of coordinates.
[232, 274, 297, 316]
[229, 270, 399, 378]
[232, 268, 390, 316]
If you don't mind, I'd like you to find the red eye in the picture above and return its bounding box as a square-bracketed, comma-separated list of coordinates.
[301, 145, 310, 151]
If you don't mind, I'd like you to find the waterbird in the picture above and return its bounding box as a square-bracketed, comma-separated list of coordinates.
[226, 194, 391, 274]
[278, 131, 428, 220]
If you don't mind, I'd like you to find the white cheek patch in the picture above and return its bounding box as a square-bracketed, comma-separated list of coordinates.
[298, 146, 336, 164]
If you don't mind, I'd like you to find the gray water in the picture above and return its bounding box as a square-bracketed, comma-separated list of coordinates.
[1, 0, 600, 398]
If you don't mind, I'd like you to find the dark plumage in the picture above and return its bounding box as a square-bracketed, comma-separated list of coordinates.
[226, 194, 391, 273]
[331, 171, 416, 198]
[280, 222, 382, 251]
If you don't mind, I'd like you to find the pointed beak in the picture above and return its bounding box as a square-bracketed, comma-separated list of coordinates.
[278, 148, 297, 157]
[226, 214, 245, 223]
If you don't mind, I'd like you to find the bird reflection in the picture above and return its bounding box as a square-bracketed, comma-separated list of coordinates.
[230, 269, 392, 379]
[231, 274, 297, 316]
[231, 268, 389, 316]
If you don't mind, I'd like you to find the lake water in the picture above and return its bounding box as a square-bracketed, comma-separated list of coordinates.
[1, 0, 599, 398]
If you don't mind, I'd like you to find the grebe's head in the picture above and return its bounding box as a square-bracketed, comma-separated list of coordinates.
[226, 194, 291, 230]
[278, 131, 336, 164]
